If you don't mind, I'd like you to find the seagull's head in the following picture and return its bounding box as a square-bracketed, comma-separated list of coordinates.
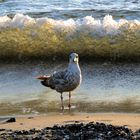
[69, 53, 79, 63]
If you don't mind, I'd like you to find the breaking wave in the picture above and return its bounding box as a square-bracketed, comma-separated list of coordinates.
[0, 13, 140, 61]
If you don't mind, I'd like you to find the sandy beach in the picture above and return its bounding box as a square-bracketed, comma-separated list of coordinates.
[0, 113, 139, 131]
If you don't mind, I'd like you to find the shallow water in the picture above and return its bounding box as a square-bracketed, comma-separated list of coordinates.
[0, 62, 139, 115]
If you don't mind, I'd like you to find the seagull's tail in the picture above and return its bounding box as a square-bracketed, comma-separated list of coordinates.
[37, 75, 55, 89]
[41, 80, 49, 86]
[36, 75, 50, 80]
[37, 75, 50, 87]
[41, 79, 55, 89]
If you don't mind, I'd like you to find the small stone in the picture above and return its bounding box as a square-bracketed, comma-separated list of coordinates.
[0, 121, 138, 139]
[6, 117, 16, 123]
[0, 129, 5, 131]
[28, 117, 34, 119]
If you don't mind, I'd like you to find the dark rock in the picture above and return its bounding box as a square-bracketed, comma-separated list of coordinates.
[0, 121, 139, 139]
[134, 129, 140, 139]
[0, 129, 5, 131]
[28, 117, 34, 119]
[6, 117, 16, 123]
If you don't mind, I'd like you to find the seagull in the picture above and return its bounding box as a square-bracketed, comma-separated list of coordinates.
[37, 53, 82, 112]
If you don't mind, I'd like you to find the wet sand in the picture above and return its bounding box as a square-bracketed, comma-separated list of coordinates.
[0, 113, 139, 131]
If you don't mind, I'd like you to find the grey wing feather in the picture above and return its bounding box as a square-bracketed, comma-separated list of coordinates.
[52, 71, 67, 85]
[52, 70, 66, 79]
[49, 70, 68, 86]
[41, 70, 68, 90]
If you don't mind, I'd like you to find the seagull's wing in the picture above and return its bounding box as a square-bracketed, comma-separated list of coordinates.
[37, 70, 69, 91]
[51, 70, 68, 85]
[48, 70, 71, 92]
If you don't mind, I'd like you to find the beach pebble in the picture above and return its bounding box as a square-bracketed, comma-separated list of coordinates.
[0, 122, 139, 139]
[6, 117, 16, 123]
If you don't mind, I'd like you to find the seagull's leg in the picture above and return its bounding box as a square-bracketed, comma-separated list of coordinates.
[60, 92, 64, 113]
[68, 91, 71, 111]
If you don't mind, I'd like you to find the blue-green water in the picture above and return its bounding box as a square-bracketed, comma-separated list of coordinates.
[0, 0, 140, 20]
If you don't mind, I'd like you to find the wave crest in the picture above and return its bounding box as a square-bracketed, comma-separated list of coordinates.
[1, 13, 140, 35]
[0, 14, 140, 61]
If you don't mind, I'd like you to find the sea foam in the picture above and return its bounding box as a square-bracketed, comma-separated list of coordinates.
[0, 13, 140, 35]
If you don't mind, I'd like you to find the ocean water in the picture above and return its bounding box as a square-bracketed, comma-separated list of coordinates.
[0, 0, 140, 114]
[0, 0, 140, 20]
[0, 63, 139, 115]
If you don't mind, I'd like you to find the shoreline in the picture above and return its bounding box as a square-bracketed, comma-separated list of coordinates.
[0, 113, 139, 131]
